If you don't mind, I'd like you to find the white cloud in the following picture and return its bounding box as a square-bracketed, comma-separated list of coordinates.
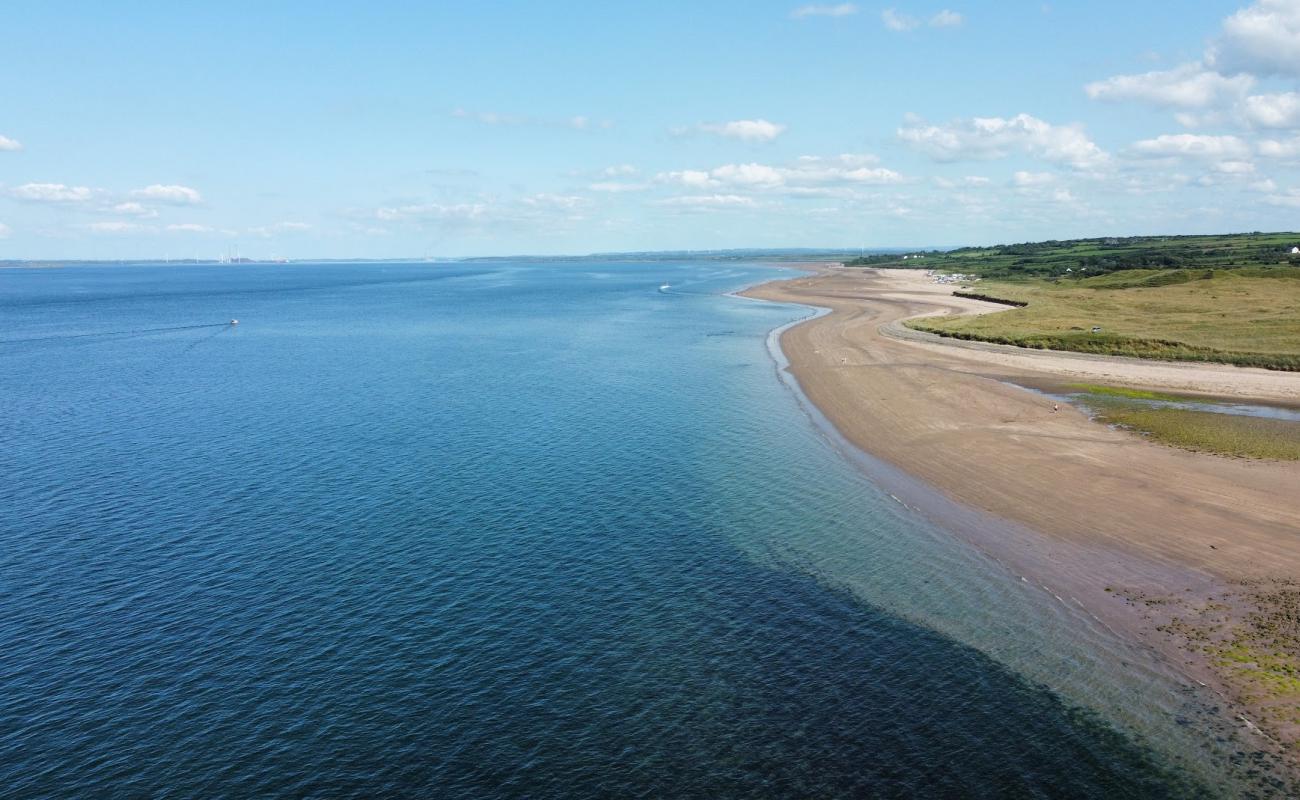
[600, 164, 638, 177]
[130, 184, 202, 205]
[711, 162, 785, 187]
[656, 194, 758, 209]
[1052, 188, 1079, 204]
[1264, 188, 1300, 207]
[1209, 0, 1300, 77]
[1172, 110, 1231, 129]
[1012, 170, 1055, 187]
[881, 8, 919, 30]
[1084, 63, 1253, 109]
[695, 119, 787, 142]
[588, 181, 647, 193]
[931, 10, 964, 27]
[0, 222, 10, 238]
[9, 182, 94, 203]
[165, 223, 214, 233]
[110, 201, 159, 218]
[1242, 92, 1300, 128]
[375, 203, 489, 223]
[0, 135, 21, 152]
[659, 169, 719, 188]
[86, 221, 149, 234]
[1258, 136, 1300, 158]
[522, 193, 586, 211]
[657, 154, 904, 194]
[1211, 159, 1256, 174]
[882, 8, 960, 30]
[897, 113, 1109, 169]
[786, 153, 904, 184]
[1128, 133, 1251, 159]
[791, 3, 857, 18]
[933, 175, 991, 188]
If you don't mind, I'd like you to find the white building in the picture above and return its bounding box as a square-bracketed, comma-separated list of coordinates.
[1291, 246, 1300, 254]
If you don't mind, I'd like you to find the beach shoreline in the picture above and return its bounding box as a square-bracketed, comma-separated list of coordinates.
[742, 265, 1300, 777]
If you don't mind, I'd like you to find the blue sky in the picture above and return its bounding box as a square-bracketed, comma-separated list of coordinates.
[2, 0, 1298, 259]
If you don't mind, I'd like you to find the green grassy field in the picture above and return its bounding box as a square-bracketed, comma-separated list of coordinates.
[848, 232, 1300, 279]
[905, 267, 1300, 370]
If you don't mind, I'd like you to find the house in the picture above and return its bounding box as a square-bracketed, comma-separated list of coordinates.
[1291, 246, 1300, 255]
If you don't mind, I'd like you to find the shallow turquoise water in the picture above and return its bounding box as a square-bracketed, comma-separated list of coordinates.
[0, 261, 1265, 796]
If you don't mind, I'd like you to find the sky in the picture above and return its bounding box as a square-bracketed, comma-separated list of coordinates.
[1, 0, 1299, 259]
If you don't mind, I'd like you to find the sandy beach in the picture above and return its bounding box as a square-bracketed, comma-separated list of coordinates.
[745, 266, 1300, 759]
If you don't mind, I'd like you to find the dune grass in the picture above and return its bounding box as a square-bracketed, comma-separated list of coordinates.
[907, 269, 1300, 370]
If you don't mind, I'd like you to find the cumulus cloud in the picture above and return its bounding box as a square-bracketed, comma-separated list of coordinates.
[110, 201, 159, 218]
[656, 194, 758, 209]
[1012, 171, 1055, 187]
[1128, 133, 1252, 159]
[881, 8, 919, 30]
[0, 135, 21, 152]
[882, 8, 961, 30]
[1265, 189, 1300, 207]
[690, 119, 787, 142]
[588, 181, 647, 193]
[1258, 136, 1300, 158]
[1211, 159, 1256, 174]
[9, 182, 94, 203]
[521, 193, 586, 211]
[0, 222, 10, 238]
[130, 184, 202, 205]
[791, 3, 857, 18]
[933, 175, 991, 188]
[1087, 2, 1300, 132]
[897, 113, 1109, 170]
[1242, 92, 1300, 128]
[1209, 0, 1300, 77]
[656, 154, 904, 193]
[375, 203, 489, 223]
[1084, 63, 1253, 109]
[85, 221, 149, 234]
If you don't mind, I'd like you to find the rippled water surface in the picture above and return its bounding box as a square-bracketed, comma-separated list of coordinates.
[0, 261, 1250, 797]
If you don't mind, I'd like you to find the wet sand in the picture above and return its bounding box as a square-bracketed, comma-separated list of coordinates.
[744, 266, 1300, 761]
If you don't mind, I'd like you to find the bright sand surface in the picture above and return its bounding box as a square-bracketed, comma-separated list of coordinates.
[744, 266, 1300, 753]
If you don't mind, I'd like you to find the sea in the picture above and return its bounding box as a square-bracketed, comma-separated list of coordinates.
[0, 260, 1281, 797]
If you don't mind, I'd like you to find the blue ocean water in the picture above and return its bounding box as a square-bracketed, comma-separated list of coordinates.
[0, 261, 1254, 797]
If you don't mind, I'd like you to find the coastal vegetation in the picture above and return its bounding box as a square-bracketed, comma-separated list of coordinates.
[847, 232, 1300, 279]
[902, 263, 1300, 371]
[1086, 403, 1300, 461]
[1058, 384, 1300, 460]
[1147, 579, 1300, 755]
